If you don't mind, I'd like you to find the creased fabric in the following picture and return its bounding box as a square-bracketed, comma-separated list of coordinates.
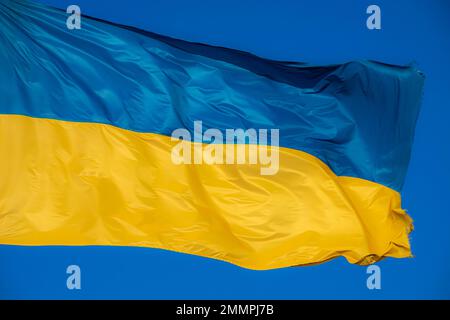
[0, 0, 423, 269]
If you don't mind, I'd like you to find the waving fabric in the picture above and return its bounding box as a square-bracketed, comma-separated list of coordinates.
[0, 0, 424, 269]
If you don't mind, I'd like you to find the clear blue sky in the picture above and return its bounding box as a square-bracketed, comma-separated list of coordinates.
[1, 0, 449, 299]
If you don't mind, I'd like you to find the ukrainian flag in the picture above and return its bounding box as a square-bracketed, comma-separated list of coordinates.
[0, 0, 424, 269]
